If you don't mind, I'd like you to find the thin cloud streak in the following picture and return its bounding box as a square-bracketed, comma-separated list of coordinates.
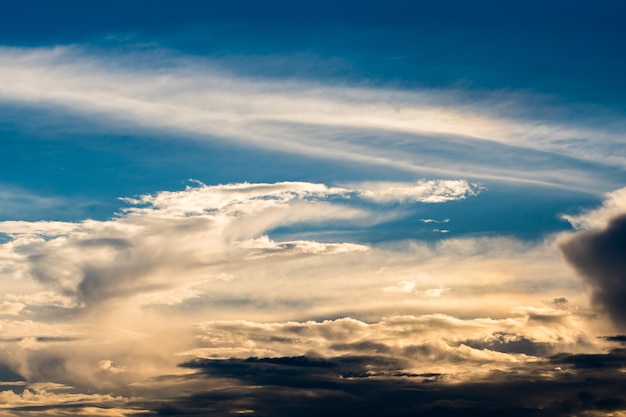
[0, 46, 624, 192]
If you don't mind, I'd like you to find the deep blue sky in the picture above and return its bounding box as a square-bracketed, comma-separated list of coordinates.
[2, 0, 624, 104]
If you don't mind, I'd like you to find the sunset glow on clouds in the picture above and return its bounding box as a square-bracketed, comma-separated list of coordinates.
[1, 1, 626, 416]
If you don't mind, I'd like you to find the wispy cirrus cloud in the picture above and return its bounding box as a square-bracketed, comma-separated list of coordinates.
[0, 185, 68, 222]
[0, 46, 624, 192]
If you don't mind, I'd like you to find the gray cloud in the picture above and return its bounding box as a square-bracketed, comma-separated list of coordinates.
[126, 352, 626, 417]
[560, 214, 626, 330]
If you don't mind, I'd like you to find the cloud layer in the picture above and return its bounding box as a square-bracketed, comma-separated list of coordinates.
[560, 187, 626, 330]
[1, 46, 625, 191]
[0, 181, 623, 415]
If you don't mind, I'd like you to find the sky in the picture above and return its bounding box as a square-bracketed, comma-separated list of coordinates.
[1, 1, 626, 415]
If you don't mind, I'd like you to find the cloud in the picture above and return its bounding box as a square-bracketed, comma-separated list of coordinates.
[562, 187, 626, 230]
[0, 302, 24, 316]
[155, 309, 622, 416]
[382, 281, 416, 294]
[419, 218, 450, 224]
[239, 235, 368, 257]
[381, 282, 448, 298]
[558, 186, 626, 330]
[186, 312, 594, 371]
[560, 214, 626, 330]
[0, 180, 614, 415]
[141, 349, 626, 417]
[0, 181, 364, 309]
[0, 382, 145, 416]
[0, 186, 68, 221]
[353, 179, 481, 203]
[0, 180, 484, 314]
[0, 46, 624, 191]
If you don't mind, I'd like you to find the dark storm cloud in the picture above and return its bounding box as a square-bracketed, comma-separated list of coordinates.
[127, 353, 626, 417]
[22, 353, 68, 383]
[0, 362, 24, 382]
[559, 214, 626, 329]
[458, 333, 553, 356]
[551, 348, 626, 369]
[602, 335, 626, 344]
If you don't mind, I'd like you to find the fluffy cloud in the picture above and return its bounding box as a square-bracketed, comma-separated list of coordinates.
[0, 182, 362, 309]
[0, 181, 616, 415]
[559, 186, 626, 330]
[353, 179, 481, 203]
[0, 382, 145, 416]
[0, 180, 483, 314]
[562, 187, 626, 230]
[187, 310, 595, 367]
[0, 302, 24, 316]
[561, 214, 626, 330]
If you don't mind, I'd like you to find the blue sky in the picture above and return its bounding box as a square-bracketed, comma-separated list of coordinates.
[1, 1, 626, 416]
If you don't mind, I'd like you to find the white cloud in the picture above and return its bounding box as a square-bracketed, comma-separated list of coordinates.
[0, 180, 484, 314]
[353, 179, 481, 203]
[423, 287, 449, 298]
[240, 235, 368, 257]
[0, 46, 623, 191]
[382, 281, 416, 294]
[98, 360, 126, 374]
[382, 282, 448, 297]
[561, 186, 626, 230]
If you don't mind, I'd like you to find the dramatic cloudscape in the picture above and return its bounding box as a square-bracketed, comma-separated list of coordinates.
[1, 1, 626, 416]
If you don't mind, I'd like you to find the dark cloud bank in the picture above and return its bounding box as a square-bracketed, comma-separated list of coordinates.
[124, 351, 626, 417]
[560, 214, 626, 330]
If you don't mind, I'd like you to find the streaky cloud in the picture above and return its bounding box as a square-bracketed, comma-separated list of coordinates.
[0, 46, 624, 192]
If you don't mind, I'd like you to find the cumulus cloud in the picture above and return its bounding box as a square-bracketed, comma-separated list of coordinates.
[0, 180, 482, 313]
[0, 180, 613, 415]
[0, 181, 365, 309]
[559, 186, 626, 330]
[186, 311, 595, 373]
[353, 179, 481, 203]
[156, 312, 624, 416]
[0, 382, 144, 416]
[562, 187, 626, 230]
[560, 214, 626, 330]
